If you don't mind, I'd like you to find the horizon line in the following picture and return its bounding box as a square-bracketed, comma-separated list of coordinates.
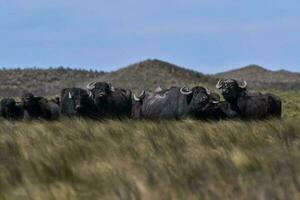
[0, 58, 299, 75]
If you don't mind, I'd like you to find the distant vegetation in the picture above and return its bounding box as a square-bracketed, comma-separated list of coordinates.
[0, 67, 105, 97]
[1, 59, 299, 97]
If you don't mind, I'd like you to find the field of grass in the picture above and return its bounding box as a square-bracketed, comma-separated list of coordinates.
[0, 91, 300, 200]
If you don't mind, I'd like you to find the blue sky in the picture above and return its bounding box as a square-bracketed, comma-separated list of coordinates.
[0, 0, 299, 74]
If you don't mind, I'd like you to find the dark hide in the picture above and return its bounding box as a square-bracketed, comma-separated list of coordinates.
[60, 88, 101, 119]
[0, 98, 24, 120]
[21, 93, 60, 120]
[88, 82, 132, 119]
[216, 79, 282, 119]
[132, 86, 220, 120]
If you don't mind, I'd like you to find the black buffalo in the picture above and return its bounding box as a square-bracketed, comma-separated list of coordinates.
[60, 88, 100, 118]
[86, 82, 132, 118]
[132, 86, 222, 120]
[216, 79, 282, 119]
[21, 93, 60, 120]
[0, 98, 24, 120]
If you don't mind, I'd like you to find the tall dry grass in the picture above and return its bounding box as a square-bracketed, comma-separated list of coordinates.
[0, 118, 300, 199]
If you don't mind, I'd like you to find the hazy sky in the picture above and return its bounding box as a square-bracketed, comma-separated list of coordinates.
[0, 0, 299, 73]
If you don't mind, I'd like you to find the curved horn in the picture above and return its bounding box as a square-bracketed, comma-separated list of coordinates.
[133, 94, 140, 101]
[88, 91, 93, 97]
[108, 83, 115, 92]
[133, 90, 146, 101]
[155, 86, 162, 92]
[86, 81, 96, 90]
[110, 86, 115, 92]
[239, 81, 247, 89]
[180, 87, 192, 95]
[205, 87, 211, 95]
[216, 79, 222, 89]
[68, 92, 72, 99]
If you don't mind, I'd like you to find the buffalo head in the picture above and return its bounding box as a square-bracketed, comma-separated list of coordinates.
[87, 82, 115, 103]
[21, 93, 35, 107]
[216, 79, 247, 102]
[66, 89, 91, 114]
[180, 86, 218, 112]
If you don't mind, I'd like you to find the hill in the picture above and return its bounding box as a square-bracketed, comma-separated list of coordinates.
[216, 64, 300, 90]
[0, 60, 217, 97]
[0, 61, 300, 97]
[0, 67, 106, 97]
[93, 59, 217, 92]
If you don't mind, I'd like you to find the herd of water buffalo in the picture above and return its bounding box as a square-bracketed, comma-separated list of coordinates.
[0, 79, 282, 121]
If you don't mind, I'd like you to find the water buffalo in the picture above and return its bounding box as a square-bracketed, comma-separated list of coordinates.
[216, 79, 282, 119]
[132, 86, 221, 120]
[86, 82, 132, 118]
[21, 93, 60, 120]
[0, 98, 24, 120]
[60, 88, 100, 118]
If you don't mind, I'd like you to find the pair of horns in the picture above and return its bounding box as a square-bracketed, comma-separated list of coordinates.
[216, 79, 247, 89]
[86, 82, 115, 92]
[180, 87, 211, 95]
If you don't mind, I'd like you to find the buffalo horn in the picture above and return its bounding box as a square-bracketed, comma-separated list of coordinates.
[108, 83, 115, 92]
[133, 94, 140, 101]
[180, 87, 192, 95]
[86, 81, 96, 90]
[216, 79, 222, 89]
[133, 90, 146, 101]
[239, 81, 247, 88]
[155, 86, 162, 92]
[205, 87, 211, 95]
[110, 86, 115, 92]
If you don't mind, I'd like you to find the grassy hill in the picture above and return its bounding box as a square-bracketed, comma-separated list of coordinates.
[0, 60, 217, 97]
[94, 59, 217, 92]
[0, 67, 105, 97]
[216, 64, 300, 90]
[0, 60, 300, 97]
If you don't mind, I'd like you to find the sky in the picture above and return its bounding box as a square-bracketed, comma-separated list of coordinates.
[0, 0, 299, 74]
